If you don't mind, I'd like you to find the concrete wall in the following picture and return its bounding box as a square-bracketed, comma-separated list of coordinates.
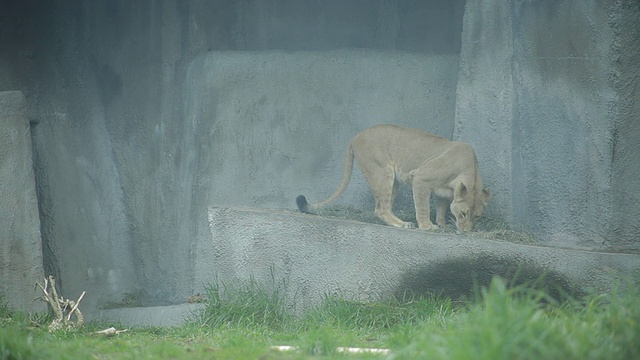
[0, 91, 45, 312]
[188, 50, 458, 210]
[455, 0, 640, 251]
[610, 1, 640, 252]
[0, 0, 638, 316]
[0, 0, 464, 312]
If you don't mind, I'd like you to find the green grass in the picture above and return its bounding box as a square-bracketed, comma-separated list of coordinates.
[198, 277, 293, 330]
[392, 278, 640, 359]
[1, 277, 638, 359]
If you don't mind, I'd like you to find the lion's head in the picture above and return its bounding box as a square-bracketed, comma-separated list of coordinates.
[450, 182, 490, 232]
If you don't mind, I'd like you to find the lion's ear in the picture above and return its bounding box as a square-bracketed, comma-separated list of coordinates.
[454, 182, 467, 198]
[482, 188, 490, 205]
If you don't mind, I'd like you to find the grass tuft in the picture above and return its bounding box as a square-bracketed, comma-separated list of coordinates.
[392, 276, 640, 360]
[199, 277, 292, 330]
[301, 293, 454, 331]
[0, 327, 39, 360]
[473, 216, 539, 245]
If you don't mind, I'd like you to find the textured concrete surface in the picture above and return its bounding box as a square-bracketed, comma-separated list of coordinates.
[188, 50, 459, 211]
[0, 91, 45, 312]
[0, 0, 464, 312]
[200, 206, 639, 311]
[92, 303, 204, 328]
[455, 0, 640, 251]
[0, 0, 638, 318]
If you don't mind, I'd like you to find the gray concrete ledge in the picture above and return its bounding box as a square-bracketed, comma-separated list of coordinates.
[199, 206, 640, 307]
[91, 303, 205, 328]
[92, 206, 640, 327]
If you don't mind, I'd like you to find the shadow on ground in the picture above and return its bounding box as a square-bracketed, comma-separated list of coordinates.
[395, 254, 585, 303]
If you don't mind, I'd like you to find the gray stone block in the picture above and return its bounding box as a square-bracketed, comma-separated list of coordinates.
[92, 303, 205, 328]
[455, 0, 640, 251]
[0, 91, 45, 312]
[198, 206, 639, 313]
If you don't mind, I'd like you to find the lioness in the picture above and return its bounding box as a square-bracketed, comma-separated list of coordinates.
[296, 124, 489, 232]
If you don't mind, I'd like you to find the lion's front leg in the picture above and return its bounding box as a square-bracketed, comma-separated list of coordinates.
[412, 182, 438, 230]
[435, 197, 450, 228]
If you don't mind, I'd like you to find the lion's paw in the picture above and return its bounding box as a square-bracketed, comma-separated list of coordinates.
[418, 223, 440, 231]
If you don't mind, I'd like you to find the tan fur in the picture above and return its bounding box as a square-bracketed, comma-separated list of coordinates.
[296, 124, 489, 232]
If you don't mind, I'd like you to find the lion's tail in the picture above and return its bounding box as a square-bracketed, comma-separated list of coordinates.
[296, 144, 355, 213]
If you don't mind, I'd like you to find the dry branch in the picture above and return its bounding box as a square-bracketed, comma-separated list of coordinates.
[35, 275, 86, 332]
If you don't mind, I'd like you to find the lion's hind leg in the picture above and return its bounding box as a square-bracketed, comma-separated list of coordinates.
[362, 166, 414, 229]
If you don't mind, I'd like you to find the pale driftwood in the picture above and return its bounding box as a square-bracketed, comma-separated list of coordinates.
[94, 327, 129, 337]
[35, 275, 86, 332]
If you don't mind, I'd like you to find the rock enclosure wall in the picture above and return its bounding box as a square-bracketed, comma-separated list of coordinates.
[455, 0, 640, 251]
[0, 91, 45, 312]
[0, 0, 637, 315]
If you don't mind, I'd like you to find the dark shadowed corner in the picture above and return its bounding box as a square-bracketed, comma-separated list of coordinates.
[394, 254, 585, 303]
